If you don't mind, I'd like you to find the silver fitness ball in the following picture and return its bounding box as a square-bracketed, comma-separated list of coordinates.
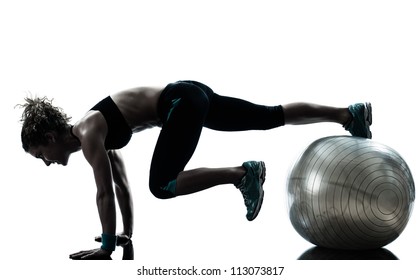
[287, 136, 415, 250]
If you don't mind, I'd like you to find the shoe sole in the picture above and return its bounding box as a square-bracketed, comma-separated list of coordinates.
[248, 162, 266, 221]
[364, 102, 372, 139]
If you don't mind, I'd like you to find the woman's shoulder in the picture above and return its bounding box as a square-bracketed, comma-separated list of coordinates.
[73, 111, 108, 143]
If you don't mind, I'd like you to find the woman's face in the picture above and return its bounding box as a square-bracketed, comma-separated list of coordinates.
[28, 133, 70, 166]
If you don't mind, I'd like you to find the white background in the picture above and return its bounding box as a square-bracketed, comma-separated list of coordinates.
[1, 0, 419, 279]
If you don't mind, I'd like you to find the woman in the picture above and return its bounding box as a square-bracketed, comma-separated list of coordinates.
[19, 80, 372, 259]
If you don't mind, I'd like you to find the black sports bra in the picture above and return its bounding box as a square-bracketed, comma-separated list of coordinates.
[90, 96, 132, 150]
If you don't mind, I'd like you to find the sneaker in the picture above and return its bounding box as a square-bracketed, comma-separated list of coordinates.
[344, 102, 372, 139]
[235, 161, 266, 221]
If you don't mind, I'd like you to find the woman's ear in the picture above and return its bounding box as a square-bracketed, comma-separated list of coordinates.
[44, 132, 57, 143]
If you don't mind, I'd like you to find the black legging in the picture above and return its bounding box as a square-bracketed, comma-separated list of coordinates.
[149, 81, 284, 199]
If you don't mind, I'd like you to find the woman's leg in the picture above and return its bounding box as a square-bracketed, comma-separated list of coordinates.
[204, 94, 352, 130]
[149, 81, 265, 221]
[150, 82, 247, 198]
[204, 93, 285, 131]
[149, 82, 209, 199]
[176, 162, 265, 221]
[282, 102, 372, 138]
[176, 167, 245, 195]
[203, 93, 370, 138]
[282, 102, 350, 125]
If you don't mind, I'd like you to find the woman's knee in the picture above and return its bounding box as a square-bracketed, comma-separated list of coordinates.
[149, 179, 177, 199]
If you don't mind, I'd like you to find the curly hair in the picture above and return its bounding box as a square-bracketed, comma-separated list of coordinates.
[19, 96, 72, 152]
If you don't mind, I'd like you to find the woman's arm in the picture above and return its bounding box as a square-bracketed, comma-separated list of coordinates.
[70, 132, 117, 260]
[108, 150, 134, 238]
[83, 139, 116, 237]
[69, 112, 117, 259]
[78, 117, 117, 254]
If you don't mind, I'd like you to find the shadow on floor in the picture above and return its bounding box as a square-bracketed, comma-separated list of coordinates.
[298, 246, 398, 260]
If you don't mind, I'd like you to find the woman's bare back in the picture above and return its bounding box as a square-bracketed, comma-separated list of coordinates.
[110, 86, 164, 133]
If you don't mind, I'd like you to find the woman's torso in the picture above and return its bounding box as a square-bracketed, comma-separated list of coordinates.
[110, 86, 164, 133]
[74, 86, 165, 151]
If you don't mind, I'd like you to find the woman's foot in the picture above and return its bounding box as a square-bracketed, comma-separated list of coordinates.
[235, 161, 266, 221]
[344, 102, 372, 139]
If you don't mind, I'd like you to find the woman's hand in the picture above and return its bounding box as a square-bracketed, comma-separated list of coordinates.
[69, 248, 112, 260]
